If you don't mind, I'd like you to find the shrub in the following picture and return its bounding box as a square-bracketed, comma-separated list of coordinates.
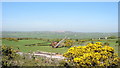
[2, 45, 19, 66]
[104, 42, 109, 46]
[116, 40, 120, 46]
[107, 36, 117, 39]
[59, 60, 68, 66]
[63, 42, 120, 67]
[64, 40, 74, 47]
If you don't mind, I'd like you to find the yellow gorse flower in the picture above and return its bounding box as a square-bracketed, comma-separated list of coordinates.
[63, 42, 120, 66]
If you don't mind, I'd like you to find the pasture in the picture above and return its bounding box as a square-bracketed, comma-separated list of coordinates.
[2, 38, 118, 54]
[2, 39, 68, 53]
[2, 31, 118, 39]
[1, 38, 120, 67]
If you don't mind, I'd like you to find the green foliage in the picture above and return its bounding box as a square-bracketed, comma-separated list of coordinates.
[107, 36, 117, 39]
[2, 39, 68, 53]
[2, 38, 18, 42]
[1, 38, 119, 67]
[2, 45, 19, 66]
[75, 39, 79, 42]
[104, 42, 109, 46]
[116, 40, 120, 46]
[1, 45, 64, 66]
[59, 60, 69, 67]
[64, 39, 75, 47]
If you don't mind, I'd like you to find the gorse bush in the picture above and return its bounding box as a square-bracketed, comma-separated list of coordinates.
[63, 42, 120, 67]
[64, 40, 74, 47]
[1, 45, 66, 66]
[2, 38, 18, 42]
[2, 45, 19, 66]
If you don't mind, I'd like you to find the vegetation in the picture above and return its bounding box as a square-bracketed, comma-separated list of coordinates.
[107, 36, 117, 39]
[2, 31, 118, 39]
[64, 39, 75, 47]
[63, 42, 120, 67]
[2, 39, 68, 53]
[1, 35, 120, 67]
[2, 45, 19, 66]
[1, 45, 65, 67]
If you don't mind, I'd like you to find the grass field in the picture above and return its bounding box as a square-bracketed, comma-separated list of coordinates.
[2, 38, 119, 54]
[2, 39, 68, 53]
[2, 31, 118, 39]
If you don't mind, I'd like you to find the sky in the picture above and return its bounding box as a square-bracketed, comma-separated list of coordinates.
[2, 2, 118, 32]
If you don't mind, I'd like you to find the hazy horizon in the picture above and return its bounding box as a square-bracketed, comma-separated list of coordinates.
[2, 30, 118, 33]
[2, 2, 118, 32]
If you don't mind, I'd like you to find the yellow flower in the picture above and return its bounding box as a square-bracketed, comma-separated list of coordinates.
[96, 42, 102, 45]
[63, 42, 119, 66]
[74, 58, 81, 62]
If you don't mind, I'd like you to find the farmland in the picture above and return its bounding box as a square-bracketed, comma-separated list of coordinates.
[2, 40, 118, 54]
[2, 39, 68, 53]
[2, 2, 120, 67]
[1, 32, 120, 67]
[2, 31, 118, 39]
[1, 31, 119, 53]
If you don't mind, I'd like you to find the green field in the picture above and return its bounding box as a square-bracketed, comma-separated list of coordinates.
[2, 38, 119, 54]
[2, 39, 68, 53]
[2, 31, 118, 54]
[2, 31, 118, 39]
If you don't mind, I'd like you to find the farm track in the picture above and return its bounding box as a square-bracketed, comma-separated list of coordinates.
[17, 51, 65, 60]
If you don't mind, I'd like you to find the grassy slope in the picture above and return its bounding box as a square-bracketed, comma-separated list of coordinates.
[2, 39, 68, 54]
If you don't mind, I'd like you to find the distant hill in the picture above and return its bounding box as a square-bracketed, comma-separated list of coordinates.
[2, 31, 118, 39]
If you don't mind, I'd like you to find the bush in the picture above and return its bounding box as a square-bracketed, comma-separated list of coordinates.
[63, 42, 120, 67]
[107, 36, 117, 39]
[2, 45, 19, 66]
[59, 60, 68, 66]
[116, 40, 120, 46]
[1, 45, 63, 66]
[64, 40, 74, 47]
[104, 42, 109, 46]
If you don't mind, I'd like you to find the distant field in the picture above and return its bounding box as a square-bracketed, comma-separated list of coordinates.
[2, 31, 118, 39]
